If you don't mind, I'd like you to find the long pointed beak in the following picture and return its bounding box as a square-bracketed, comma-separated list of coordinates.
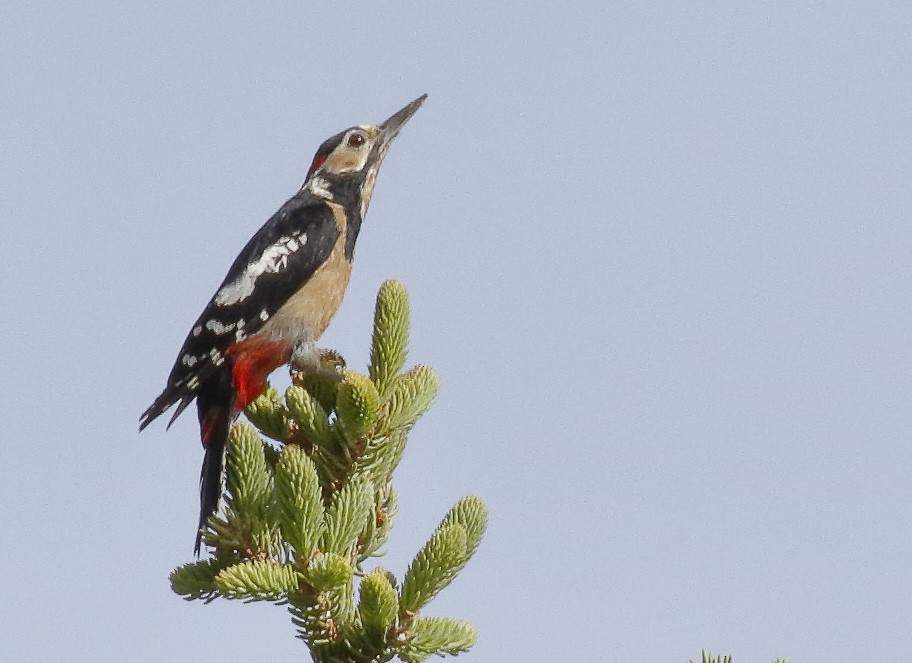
[378, 94, 427, 146]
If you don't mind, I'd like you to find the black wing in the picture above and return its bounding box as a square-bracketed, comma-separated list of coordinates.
[140, 192, 339, 430]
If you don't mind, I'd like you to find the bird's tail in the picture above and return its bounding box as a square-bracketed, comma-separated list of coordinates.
[194, 370, 235, 555]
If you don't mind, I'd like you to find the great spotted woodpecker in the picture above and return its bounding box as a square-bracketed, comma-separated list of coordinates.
[140, 95, 426, 553]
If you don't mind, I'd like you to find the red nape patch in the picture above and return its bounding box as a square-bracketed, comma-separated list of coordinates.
[306, 152, 328, 181]
[226, 338, 291, 410]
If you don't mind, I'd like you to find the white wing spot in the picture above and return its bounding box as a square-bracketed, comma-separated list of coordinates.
[259, 309, 270, 321]
[214, 233, 308, 306]
[181, 354, 199, 367]
[192, 325, 203, 337]
[205, 319, 237, 335]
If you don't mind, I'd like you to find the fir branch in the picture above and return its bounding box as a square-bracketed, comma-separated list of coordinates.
[170, 559, 230, 602]
[336, 369, 381, 441]
[355, 482, 398, 562]
[286, 384, 334, 447]
[358, 568, 399, 635]
[297, 366, 342, 414]
[399, 616, 478, 662]
[304, 553, 353, 591]
[244, 385, 292, 442]
[384, 365, 439, 432]
[275, 444, 325, 559]
[350, 430, 408, 492]
[369, 279, 410, 397]
[215, 560, 300, 601]
[437, 496, 488, 567]
[689, 654, 791, 663]
[168, 281, 486, 662]
[693, 655, 732, 663]
[321, 476, 373, 556]
[399, 524, 469, 613]
[225, 422, 272, 519]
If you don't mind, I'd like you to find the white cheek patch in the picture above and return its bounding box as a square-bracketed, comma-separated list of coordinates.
[308, 176, 333, 199]
[214, 232, 307, 305]
[361, 164, 380, 220]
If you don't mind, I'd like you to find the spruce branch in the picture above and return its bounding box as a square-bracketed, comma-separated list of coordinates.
[438, 496, 488, 566]
[369, 279, 410, 397]
[689, 654, 791, 663]
[275, 444, 325, 559]
[286, 384, 334, 448]
[304, 552, 353, 591]
[170, 559, 228, 602]
[384, 365, 440, 432]
[336, 369, 381, 441]
[693, 654, 733, 663]
[321, 476, 373, 556]
[215, 560, 300, 601]
[399, 524, 469, 613]
[245, 384, 292, 442]
[399, 616, 478, 662]
[296, 352, 345, 413]
[225, 422, 272, 519]
[359, 568, 399, 635]
[169, 280, 487, 662]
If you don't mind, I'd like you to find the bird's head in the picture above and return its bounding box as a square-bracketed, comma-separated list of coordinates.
[303, 94, 426, 218]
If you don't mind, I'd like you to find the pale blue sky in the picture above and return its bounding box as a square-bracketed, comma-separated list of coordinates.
[2, 2, 911, 661]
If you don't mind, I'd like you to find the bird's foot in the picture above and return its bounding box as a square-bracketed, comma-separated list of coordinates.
[290, 343, 346, 383]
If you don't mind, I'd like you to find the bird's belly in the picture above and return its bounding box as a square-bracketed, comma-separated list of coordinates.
[258, 234, 352, 344]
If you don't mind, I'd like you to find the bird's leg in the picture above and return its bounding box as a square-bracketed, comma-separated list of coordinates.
[290, 338, 345, 382]
[289, 336, 320, 373]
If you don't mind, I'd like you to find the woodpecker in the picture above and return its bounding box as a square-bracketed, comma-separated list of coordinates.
[140, 95, 426, 553]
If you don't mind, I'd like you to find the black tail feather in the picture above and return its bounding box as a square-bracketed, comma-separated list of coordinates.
[195, 427, 228, 554]
[139, 386, 193, 432]
[139, 388, 177, 432]
[194, 368, 235, 555]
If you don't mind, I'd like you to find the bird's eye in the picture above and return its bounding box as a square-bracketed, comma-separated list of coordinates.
[348, 133, 365, 148]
